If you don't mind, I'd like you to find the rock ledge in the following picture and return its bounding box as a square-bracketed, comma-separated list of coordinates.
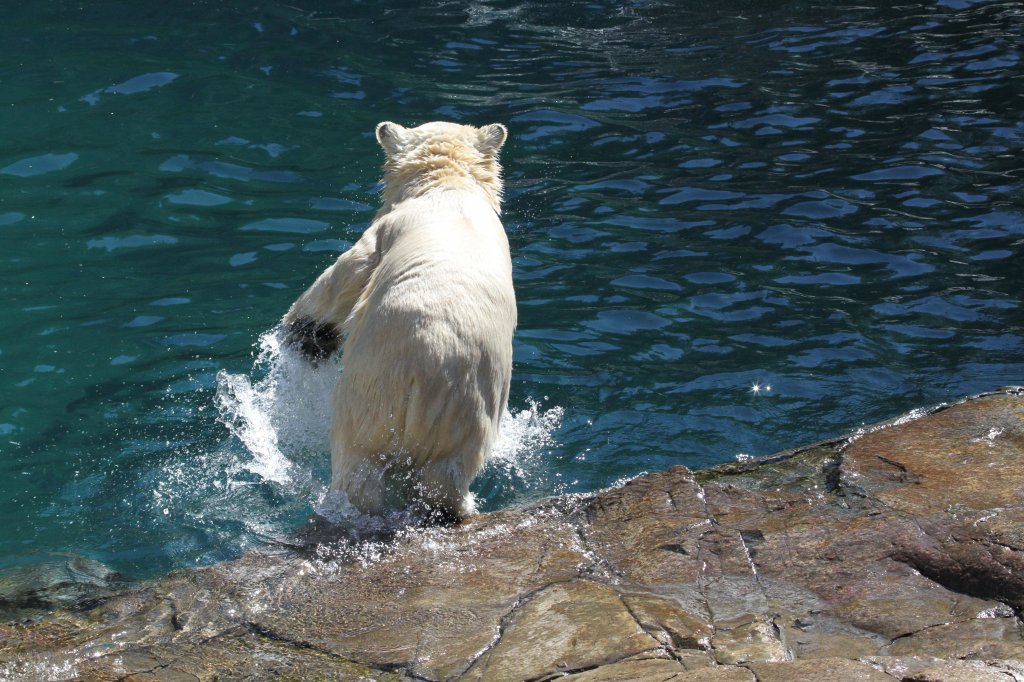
[3, 389, 1024, 681]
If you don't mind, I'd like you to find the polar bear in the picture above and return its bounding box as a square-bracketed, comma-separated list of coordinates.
[283, 121, 516, 520]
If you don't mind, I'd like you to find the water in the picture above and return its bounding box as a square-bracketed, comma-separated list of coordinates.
[0, 0, 1021, 585]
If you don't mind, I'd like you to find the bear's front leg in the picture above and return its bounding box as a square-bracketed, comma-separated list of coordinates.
[281, 221, 381, 364]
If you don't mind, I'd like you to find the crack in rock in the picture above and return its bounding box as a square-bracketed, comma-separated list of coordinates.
[523, 646, 667, 682]
[242, 619, 410, 678]
[458, 578, 582, 680]
[892, 524, 1024, 612]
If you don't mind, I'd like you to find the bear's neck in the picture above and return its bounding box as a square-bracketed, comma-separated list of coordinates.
[378, 155, 503, 216]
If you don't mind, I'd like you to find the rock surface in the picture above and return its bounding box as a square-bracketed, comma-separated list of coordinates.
[3, 389, 1024, 681]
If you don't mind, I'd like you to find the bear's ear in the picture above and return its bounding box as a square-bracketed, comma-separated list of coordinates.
[376, 121, 408, 155]
[477, 123, 508, 154]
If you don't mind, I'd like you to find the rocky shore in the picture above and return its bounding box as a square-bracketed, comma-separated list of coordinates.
[3, 388, 1024, 681]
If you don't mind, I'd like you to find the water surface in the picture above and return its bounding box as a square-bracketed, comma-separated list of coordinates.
[1, 0, 1022, 582]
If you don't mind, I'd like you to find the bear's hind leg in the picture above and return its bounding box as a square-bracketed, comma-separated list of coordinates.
[413, 458, 476, 521]
[333, 456, 388, 517]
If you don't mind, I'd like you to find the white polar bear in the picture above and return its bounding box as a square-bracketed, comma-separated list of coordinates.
[283, 121, 516, 520]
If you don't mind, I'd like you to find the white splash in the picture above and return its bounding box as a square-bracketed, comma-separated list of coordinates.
[491, 400, 565, 479]
[0, 658, 78, 682]
[215, 329, 338, 487]
[201, 327, 564, 528]
[970, 427, 1003, 448]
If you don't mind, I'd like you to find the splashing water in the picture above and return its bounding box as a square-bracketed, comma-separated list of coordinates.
[484, 401, 567, 504]
[192, 327, 565, 540]
[215, 328, 338, 488]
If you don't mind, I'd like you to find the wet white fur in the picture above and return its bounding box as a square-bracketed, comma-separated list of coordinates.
[284, 121, 516, 517]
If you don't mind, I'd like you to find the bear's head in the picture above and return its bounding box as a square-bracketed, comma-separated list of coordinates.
[375, 121, 508, 213]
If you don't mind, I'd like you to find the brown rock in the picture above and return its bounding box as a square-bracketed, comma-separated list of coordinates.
[557, 655, 688, 681]
[710, 615, 790, 665]
[902, 659, 1024, 682]
[464, 580, 660, 681]
[886, 616, 1024, 660]
[2, 388, 1024, 681]
[747, 657, 898, 681]
[620, 591, 713, 652]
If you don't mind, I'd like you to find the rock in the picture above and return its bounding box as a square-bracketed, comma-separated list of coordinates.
[556, 656, 693, 681]
[747, 657, 897, 681]
[2, 388, 1024, 681]
[900, 659, 1024, 682]
[0, 554, 129, 623]
[462, 580, 660, 681]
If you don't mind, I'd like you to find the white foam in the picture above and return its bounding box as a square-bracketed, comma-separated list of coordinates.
[205, 327, 564, 525]
[0, 658, 78, 682]
[489, 400, 565, 484]
[215, 329, 338, 485]
[146, 327, 565, 567]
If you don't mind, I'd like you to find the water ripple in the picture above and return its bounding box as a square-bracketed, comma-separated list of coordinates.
[0, 0, 1021, 580]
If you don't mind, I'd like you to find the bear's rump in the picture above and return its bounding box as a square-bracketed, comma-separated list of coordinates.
[330, 309, 509, 473]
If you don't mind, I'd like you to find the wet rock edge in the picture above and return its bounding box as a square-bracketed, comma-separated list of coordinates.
[2, 387, 1023, 681]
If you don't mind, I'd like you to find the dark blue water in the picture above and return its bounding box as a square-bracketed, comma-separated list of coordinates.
[1, 0, 1021, 583]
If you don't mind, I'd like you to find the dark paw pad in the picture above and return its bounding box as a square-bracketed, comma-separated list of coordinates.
[284, 318, 341, 363]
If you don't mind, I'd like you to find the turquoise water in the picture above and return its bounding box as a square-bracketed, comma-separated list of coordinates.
[1, 0, 1022, 583]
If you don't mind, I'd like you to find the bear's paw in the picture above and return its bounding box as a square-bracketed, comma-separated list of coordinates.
[284, 317, 341, 364]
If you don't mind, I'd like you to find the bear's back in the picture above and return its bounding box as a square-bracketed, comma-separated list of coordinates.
[332, 188, 516, 466]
